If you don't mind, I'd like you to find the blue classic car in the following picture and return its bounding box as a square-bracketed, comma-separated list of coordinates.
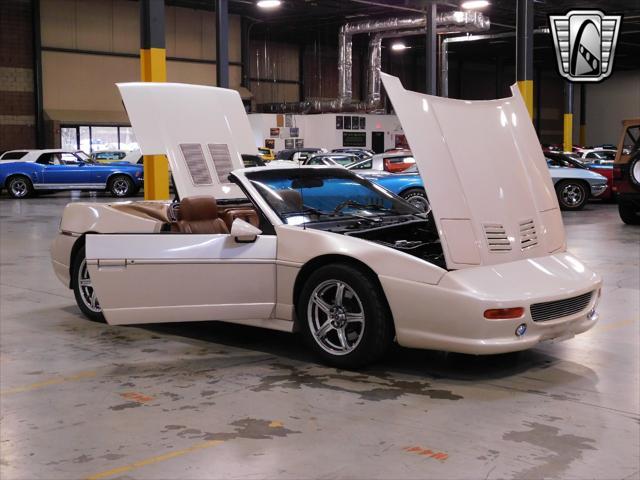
[0, 149, 144, 198]
[351, 165, 430, 211]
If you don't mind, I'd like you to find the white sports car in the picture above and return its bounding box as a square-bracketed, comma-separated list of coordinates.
[50, 74, 602, 368]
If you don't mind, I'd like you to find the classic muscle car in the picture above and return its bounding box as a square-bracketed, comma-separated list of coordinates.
[0, 149, 143, 198]
[348, 152, 415, 173]
[544, 153, 609, 208]
[51, 76, 601, 368]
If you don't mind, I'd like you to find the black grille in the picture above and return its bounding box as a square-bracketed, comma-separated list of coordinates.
[530, 291, 594, 322]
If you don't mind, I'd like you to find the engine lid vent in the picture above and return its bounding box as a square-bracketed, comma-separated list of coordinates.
[519, 219, 538, 250]
[179, 143, 213, 186]
[207, 144, 234, 184]
[483, 223, 511, 252]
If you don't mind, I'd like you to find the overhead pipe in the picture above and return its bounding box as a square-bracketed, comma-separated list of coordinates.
[259, 11, 490, 114]
[339, 11, 490, 103]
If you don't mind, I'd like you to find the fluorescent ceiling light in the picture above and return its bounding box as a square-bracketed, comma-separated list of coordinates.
[391, 42, 409, 51]
[257, 0, 281, 8]
[461, 0, 490, 9]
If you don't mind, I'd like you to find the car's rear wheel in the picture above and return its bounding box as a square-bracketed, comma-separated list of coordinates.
[630, 157, 640, 187]
[108, 175, 133, 197]
[71, 246, 105, 322]
[400, 188, 430, 213]
[7, 175, 34, 199]
[556, 180, 588, 210]
[298, 264, 393, 369]
[618, 201, 640, 225]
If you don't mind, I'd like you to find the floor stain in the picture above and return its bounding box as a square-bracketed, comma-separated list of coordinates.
[503, 422, 596, 479]
[251, 363, 463, 401]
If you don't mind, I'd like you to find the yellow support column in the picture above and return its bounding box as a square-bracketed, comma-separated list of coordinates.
[563, 114, 573, 153]
[140, 1, 169, 200]
[517, 80, 534, 119]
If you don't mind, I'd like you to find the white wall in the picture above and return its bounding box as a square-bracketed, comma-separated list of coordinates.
[582, 70, 640, 146]
[248, 113, 404, 152]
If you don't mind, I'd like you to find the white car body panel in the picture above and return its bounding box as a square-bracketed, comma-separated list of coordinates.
[85, 233, 278, 326]
[381, 73, 565, 270]
[49, 75, 602, 356]
[118, 82, 255, 200]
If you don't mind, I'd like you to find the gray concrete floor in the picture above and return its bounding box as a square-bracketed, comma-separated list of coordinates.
[1, 193, 639, 480]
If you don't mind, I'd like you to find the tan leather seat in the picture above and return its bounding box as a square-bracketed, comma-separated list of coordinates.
[176, 196, 229, 234]
[278, 189, 303, 212]
[223, 208, 260, 230]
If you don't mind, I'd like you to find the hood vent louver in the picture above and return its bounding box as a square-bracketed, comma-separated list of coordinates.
[179, 143, 213, 186]
[483, 223, 511, 252]
[519, 219, 539, 250]
[207, 144, 234, 184]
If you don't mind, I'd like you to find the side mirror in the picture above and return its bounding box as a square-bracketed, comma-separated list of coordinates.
[230, 218, 262, 243]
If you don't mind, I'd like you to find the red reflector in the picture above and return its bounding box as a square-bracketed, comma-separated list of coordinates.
[484, 307, 525, 319]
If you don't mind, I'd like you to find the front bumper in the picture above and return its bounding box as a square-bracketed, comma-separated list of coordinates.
[381, 252, 602, 355]
[589, 182, 608, 197]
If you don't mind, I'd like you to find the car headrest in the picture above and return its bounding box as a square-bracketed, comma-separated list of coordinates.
[180, 196, 218, 221]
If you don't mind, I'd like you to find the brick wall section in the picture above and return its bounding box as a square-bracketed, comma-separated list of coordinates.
[0, 0, 36, 151]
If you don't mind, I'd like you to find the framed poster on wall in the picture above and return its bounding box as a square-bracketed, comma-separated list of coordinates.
[265, 139, 275, 149]
[344, 116, 352, 129]
[360, 117, 366, 129]
[352, 116, 359, 130]
[336, 116, 343, 130]
[295, 139, 304, 148]
[270, 127, 280, 137]
[290, 127, 299, 138]
[285, 114, 293, 127]
[284, 139, 294, 149]
[276, 115, 284, 127]
[343, 132, 366, 147]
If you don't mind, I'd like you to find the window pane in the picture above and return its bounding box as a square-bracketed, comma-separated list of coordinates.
[119, 127, 139, 151]
[61, 127, 77, 150]
[91, 126, 118, 152]
[80, 126, 91, 153]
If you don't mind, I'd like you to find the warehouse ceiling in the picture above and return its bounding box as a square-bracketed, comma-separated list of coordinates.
[167, 0, 640, 70]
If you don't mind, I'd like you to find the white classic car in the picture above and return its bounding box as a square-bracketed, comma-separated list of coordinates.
[51, 74, 602, 368]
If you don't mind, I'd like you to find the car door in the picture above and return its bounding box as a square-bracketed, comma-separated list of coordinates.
[41, 153, 91, 186]
[86, 231, 277, 325]
[86, 82, 278, 326]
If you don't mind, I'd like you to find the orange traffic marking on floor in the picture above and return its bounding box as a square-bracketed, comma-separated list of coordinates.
[268, 420, 283, 428]
[119, 391, 155, 403]
[403, 445, 449, 461]
[0, 370, 97, 396]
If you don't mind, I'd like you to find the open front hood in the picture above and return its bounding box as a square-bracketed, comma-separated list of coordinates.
[117, 83, 256, 199]
[381, 73, 566, 270]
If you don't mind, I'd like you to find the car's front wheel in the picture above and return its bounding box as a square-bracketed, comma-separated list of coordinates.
[7, 175, 34, 199]
[71, 246, 105, 322]
[298, 264, 393, 369]
[556, 180, 588, 210]
[108, 175, 134, 197]
[618, 201, 640, 225]
[400, 188, 430, 213]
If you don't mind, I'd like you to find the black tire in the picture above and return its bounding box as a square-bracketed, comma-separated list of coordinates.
[400, 188, 430, 213]
[555, 180, 588, 211]
[6, 175, 34, 199]
[618, 201, 640, 225]
[71, 245, 106, 322]
[108, 175, 134, 197]
[630, 157, 640, 187]
[297, 263, 393, 369]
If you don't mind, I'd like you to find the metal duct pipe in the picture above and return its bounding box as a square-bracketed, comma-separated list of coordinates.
[339, 11, 490, 103]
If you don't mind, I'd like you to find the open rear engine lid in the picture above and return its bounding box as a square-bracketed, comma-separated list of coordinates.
[118, 82, 256, 200]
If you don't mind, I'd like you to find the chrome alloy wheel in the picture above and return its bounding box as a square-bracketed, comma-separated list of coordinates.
[78, 258, 101, 313]
[112, 178, 130, 196]
[407, 195, 430, 213]
[10, 179, 28, 197]
[560, 183, 584, 207]
[307, 279, 365, 356]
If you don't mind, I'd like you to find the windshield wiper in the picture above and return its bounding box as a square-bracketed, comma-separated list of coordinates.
[333, 200, 393, 216]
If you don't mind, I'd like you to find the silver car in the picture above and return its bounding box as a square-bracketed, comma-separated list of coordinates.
[546, 155, 608, 210]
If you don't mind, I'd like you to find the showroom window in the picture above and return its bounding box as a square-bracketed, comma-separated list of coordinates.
[61, 125, 140, 153]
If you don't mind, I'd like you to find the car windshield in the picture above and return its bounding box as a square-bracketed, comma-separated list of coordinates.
[75, 151, 91, 162]
[587, 151, 615, 161]
[245, 169, 419, 225]
[329, 155, 357, 166]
